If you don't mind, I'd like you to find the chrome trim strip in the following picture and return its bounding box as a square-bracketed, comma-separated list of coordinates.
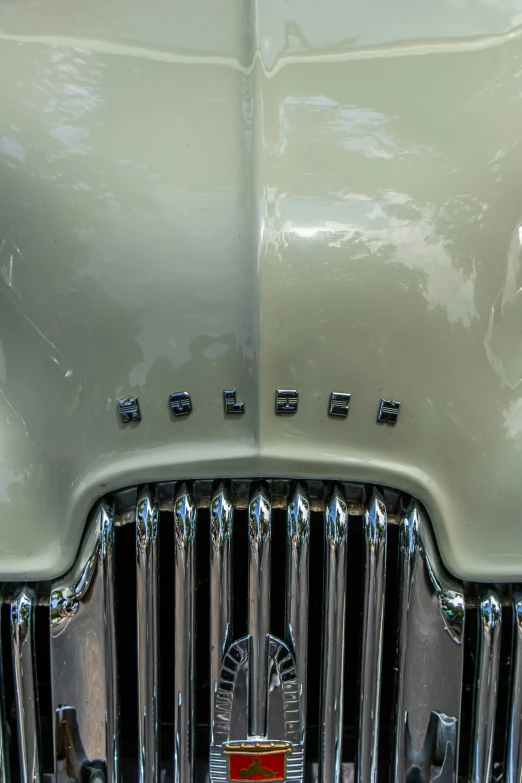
[136, 485, 160, 783]
[319, 484, 349, 783]
[286, 482, 310, 746]
[210, 481, 233, 742]
[11, 586, 41, 783]
[248, 484, 272, 738]
[174, 483, 197, 783]
[394, 502, 465, 783]
[507, 592, 522, 783]
[50, 500, 118, 783]
[357, 489, 387, 783]
[471, 590, 502, 783]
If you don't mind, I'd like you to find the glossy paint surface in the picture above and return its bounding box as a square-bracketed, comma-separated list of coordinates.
[1, 0, 522, 579]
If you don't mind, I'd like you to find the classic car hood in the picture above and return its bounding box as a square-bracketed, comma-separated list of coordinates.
[1, 0, 522, 580]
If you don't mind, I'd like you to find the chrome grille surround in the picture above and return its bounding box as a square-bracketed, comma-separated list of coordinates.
[50, 498, 118, 783]
[394, 502, 465, 783]
[0, 479, 518, 783]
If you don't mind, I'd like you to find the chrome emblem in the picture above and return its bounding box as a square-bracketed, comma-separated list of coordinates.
[377, 398, 401, 425]
[117, 396, 141, 423]
[275, 390, 298, 415]
[225, 742, 291, 780]
[117, 389, 402, 426]
[328, 391, 350, 417]
[210, 637, 304, 782]
[169, 391, 192, 417]
[224, 389, 245, 414]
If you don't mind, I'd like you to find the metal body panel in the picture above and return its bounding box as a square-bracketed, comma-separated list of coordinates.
[1, 0, 522, 579]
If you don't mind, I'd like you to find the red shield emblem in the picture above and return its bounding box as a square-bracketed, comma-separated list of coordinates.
[225, 742, 291, 781]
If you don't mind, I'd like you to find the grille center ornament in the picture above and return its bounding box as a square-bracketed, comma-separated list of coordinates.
[210, 636, 304, 782]
[225, 742, 291, 781]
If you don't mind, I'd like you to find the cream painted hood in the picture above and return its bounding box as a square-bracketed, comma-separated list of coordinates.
[1, 0, 522, 580]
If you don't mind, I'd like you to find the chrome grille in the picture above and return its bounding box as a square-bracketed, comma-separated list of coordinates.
[0, 479, 518, 782]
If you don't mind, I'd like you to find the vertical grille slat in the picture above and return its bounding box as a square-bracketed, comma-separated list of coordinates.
[393, 502, 465, 783]
[173, 483, 197, 783]
[247, 485, 272, 738]
[285, 483, 310, 747]
[49, 499, 118, 783]
[357, 489, 387, 783]
[210, 482, 233, 743]
[11, 587, 41, 783]
[136, 485, 160, 783]
[3, 479, 522, 782]
[103, 501, 119, 783]
[319, 485, 349, 782]
[471, 591, 502, 783]
[0, 607, 8, 783]
[506, 593, 522, 783]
